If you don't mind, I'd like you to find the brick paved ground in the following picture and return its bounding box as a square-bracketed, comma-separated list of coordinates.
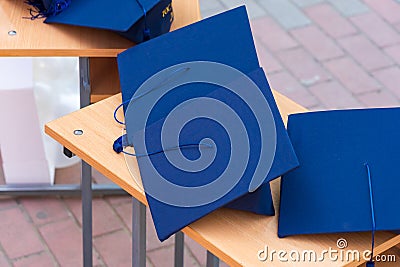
[1, 0, 400, 266]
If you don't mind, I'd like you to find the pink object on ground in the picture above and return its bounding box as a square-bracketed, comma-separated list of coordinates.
[0, 58, 54, 184]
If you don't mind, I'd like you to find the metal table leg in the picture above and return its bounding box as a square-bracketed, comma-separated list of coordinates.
[0, 183, 125, 196]
[81, 160, 93, 267]
[132, 198, 146, 267]
[174, 231, 184, 267]
[79, 57, 93, 267]
[207, 251, 220, 267]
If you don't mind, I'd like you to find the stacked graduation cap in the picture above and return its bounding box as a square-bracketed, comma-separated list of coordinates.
[116, 6, 299, 241]
[279, 108, 400, 264]
[26, 0, 174, 43]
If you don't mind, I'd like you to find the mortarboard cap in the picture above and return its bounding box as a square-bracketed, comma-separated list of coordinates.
[40, 0, 52, 10]
[117, 6, 298, 241]
[26, 0, 174, 43]
[278, 108, 400, 262]
[24, 0, 54, 10]
[25, 0, 63, 14]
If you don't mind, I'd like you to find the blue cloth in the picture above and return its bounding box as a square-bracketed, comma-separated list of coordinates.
[279, 108, 400, 237]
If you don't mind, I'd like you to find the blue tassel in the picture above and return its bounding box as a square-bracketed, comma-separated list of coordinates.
[143, 28, 151, 41]
[113, 133, 213, 157]
[25, 0, 71, 19]
[135, 0, 151, 41]
[365, 163, 376, 267]
[113, 134, 131, 154]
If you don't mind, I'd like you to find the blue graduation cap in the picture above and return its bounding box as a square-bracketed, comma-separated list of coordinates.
[116, 6, 298, 241]
[25, 0, 174, 43]
[279, 108, 400, 265]
[29, 0, 53, 11]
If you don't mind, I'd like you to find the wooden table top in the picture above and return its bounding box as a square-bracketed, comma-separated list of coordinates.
[45, 92, 400, 267]
[0, 0, 200, 57]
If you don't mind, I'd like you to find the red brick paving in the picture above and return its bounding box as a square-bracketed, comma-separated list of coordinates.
[385, 44, 400, 65]
[93, 230, 132, 267]
[0, 207, 44, 259]
[338, 34, 394, 71]
[305, 3, 357, 38]
[290, 25, 344, 61]
[13, 252, 56, 267]
[356, 90, 400, 108]
[20, 197, 70, 226]
[276, 47, 331, 85]
[113, 201, 132, 232]
[324, 57, 381, 95]
[254, 40, 283, 74]
[308, 81, 362, 109]
[251, 17, 298, 52]
[351, 12, 400, 47]
[65, 198, 123, 237]
[363, 0, 400, 25]
[268, 71, 320, 108]
[39, 218, 86, 266]
[0, 249, 10, 267]
[104, 195, 131, 206]
[395, 23, 400, 32]
[184, 237, 207, 266]
[260, 50, 283, 74]
[373, 66, 400, 98]
[147, 246, 200, 267]
[3, 1, 400, 266]
[0, 198, 18, 210]
[183, 237, 229, 267]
